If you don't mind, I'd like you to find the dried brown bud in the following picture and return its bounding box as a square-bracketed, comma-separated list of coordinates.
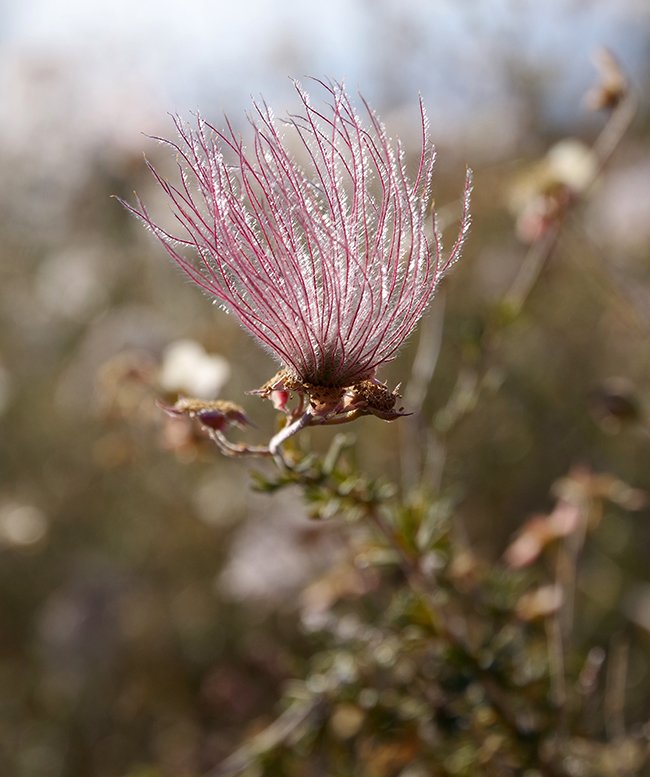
[585, 48, 628, 112]
[157, 397, 249, 431]
[589, 377, 642, 432]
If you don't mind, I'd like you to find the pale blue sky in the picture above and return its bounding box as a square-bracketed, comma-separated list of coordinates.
[0, 0, 647, 188]
[3, 0, 647, 116]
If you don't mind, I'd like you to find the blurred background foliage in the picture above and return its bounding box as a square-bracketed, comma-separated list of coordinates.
[1, 1, 650, 775]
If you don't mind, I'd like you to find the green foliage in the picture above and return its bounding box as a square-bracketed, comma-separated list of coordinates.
[226, 454, 648, 777]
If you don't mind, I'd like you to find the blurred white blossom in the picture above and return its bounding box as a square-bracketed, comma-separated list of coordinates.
[159, 339, 230, 399]
[0, 502, 48, 547]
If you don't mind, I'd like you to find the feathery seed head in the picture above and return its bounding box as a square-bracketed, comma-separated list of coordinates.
[124, 79, 471, 409]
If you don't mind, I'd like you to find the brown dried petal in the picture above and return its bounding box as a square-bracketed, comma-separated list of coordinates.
[504, 515, 554, 569]
[345, 379, 410, 421]
[505, 499, 584, 569]
[303, 384, 346, 416]
[249, 369, 303, 399]
[516, 584, 563, 621]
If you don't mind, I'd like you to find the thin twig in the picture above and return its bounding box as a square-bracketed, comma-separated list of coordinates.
[400, 292, 447, 491]
[207, 697, 325, 777]
[206, 428, 272, 458]
[268, 411, 314, 467]
[605, 633, 629, 742]
[545, 614, 567, 711]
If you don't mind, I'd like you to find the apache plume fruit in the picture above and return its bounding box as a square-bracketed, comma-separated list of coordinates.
[123, 79, 471, 424]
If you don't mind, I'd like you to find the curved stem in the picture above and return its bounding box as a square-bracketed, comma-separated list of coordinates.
[269, 411, 314, 466]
